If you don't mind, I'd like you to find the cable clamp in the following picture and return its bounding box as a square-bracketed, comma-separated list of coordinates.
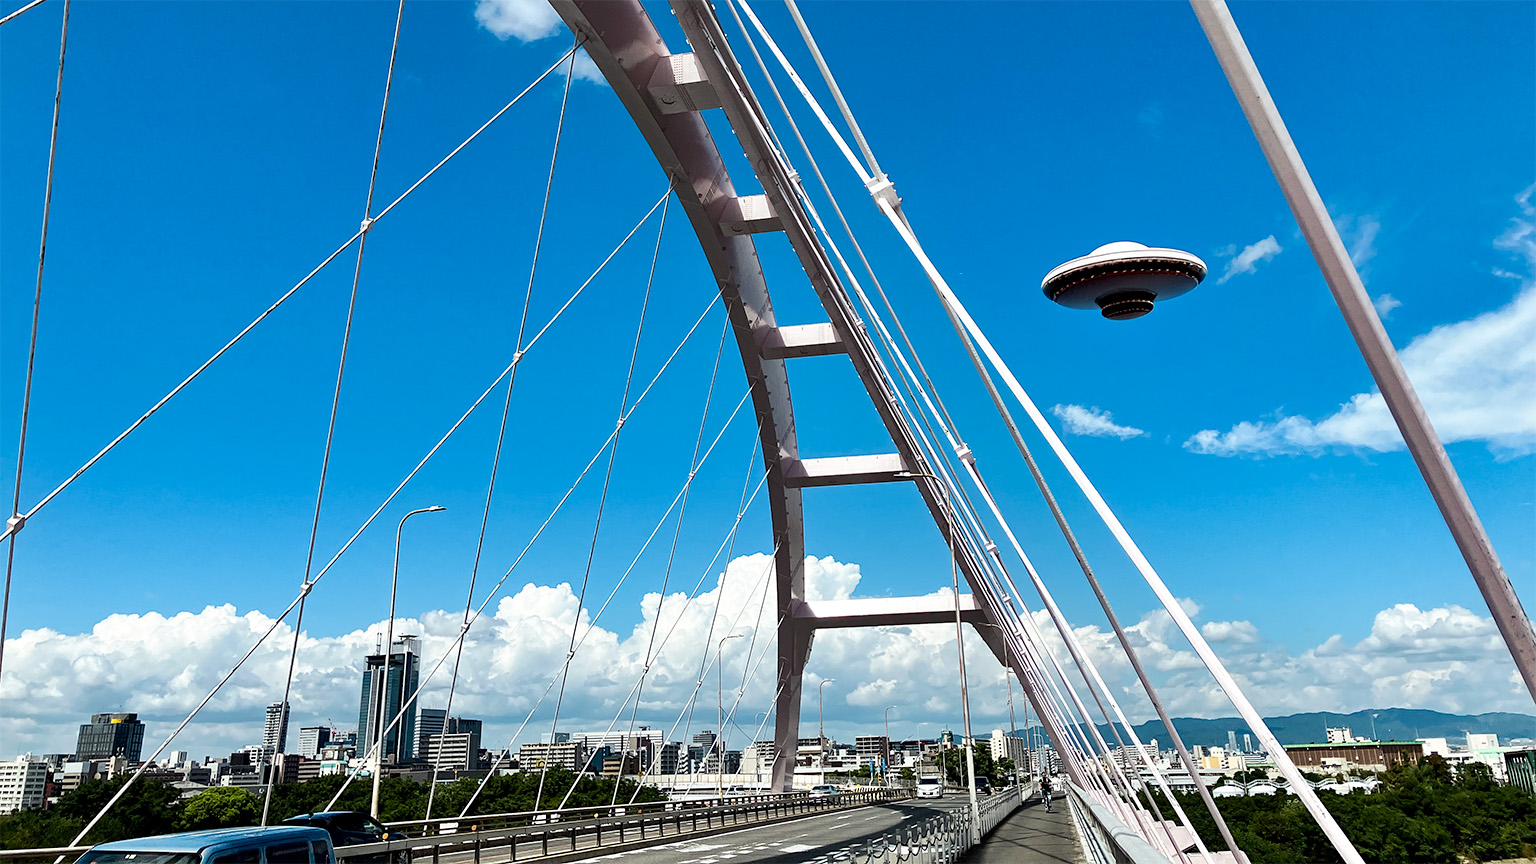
[298, 579, 315, 597]
[567, 650, 576, 661]
[865, 173, 901, 212]
[5, 514, 24, 535]
[360, 216, 375, 235]
[513, 350, 525, 365]
[461, 621, 472, 634]
[954, 444, 975, 466]
[688, 470, 697, 481]
[616, 417, 626, 430]
[984, 541, 998, 555]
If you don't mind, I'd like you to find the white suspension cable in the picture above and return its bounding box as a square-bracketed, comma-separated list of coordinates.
[0, 45, 579, 547]
[263, 0, 408, 826]
[68, 186, 670, 842]
[1, 0, 69, 687]
[427, 40, 580, 821]
[0, 0, 48, 27]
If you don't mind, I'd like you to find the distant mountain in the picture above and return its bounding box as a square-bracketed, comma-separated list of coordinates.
[1004, 708, 1536, 749]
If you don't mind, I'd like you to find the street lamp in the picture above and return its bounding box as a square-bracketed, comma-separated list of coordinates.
[818, 678, 835, 785]
[884, 706, 896, 787]
[896, 470, 979, 841]
[371, 505, 446, 818]
[717, 633, 743, 800]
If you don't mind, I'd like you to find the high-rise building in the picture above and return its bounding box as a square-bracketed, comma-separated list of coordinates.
[1227, 730, 1239, 752]
[357, 636, 422, 764]
[264, 702, 290, 753]
[418, 709, 447, 760]
[297, 727, 331, 759]
[0, 757, 48, 814]
[76, 713, 146, 763]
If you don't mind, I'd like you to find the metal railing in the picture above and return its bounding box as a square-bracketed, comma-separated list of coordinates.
[337, 787, 910, 862]
[799, 781, 1030, 864]
[1066, 781, 1175, 864]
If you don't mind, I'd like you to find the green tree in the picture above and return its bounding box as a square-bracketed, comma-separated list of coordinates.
[179, 788, 259, 832]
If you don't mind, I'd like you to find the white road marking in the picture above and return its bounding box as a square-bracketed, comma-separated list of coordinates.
[781, 843, 816, 853]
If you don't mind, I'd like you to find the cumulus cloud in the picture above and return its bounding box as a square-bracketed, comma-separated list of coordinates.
[1051, 404, 1146, 440]
[5, 553, 1525, 759]
[473, 0, 606, 87]
[474, 0, 561, 42]
[1217, 236, 1282, 284]
[1187, 190, 1536, 458]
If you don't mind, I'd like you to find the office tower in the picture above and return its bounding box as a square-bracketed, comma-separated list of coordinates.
[1227, 730, 1238, 753]
[75, 713, 146, 763]
[357, 635, 422, 763]
[297, 727, 331, 759]
[418, 709, 447, 760]
[264, 702, 290, 753]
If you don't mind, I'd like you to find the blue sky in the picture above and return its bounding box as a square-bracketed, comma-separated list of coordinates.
[1, 0, 1531, 757]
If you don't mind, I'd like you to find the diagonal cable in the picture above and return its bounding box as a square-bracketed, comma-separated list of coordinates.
[262, 0, 407, 826]
[425, 35, 580, 824]
[0, 44, 577, 547]
[1, 0, 69, 687]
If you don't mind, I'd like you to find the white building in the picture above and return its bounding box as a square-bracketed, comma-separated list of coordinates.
[0, 757, 48, 814]
[989, 730, 1028, 768]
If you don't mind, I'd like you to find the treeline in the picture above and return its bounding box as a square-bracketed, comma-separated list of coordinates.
[1164, 758, 1536, 863]
[0, 770, 665, 851]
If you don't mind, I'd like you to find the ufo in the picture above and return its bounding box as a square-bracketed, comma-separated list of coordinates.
[1041, 242, 1207, 320]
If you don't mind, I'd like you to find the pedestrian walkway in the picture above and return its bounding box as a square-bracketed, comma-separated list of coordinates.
[962, 801, 1085, 864]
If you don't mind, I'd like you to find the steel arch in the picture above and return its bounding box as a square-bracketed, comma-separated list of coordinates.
[549, 0, 1032, 792]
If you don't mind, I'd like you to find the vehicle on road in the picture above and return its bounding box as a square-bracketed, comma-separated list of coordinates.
[78, 827, 334, 864]
[807, 784, 840, 799]
[282, 812, 409, 864]
[915, 777, 943, 799]
[973, 776, 993, 796]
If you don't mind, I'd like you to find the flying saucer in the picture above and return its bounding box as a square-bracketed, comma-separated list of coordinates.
[1041, 242, 1207, 320]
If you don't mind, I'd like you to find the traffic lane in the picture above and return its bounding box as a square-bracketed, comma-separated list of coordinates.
[429, 800, 918, 864]
[585, 795, 976, 864]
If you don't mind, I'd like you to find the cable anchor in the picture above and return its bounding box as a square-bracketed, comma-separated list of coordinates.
[864, 173, 901, 212]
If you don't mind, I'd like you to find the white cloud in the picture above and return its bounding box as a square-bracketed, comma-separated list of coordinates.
[1187, 190, 1536, 458]
[1202, 620, 1260, 644]
[3, 556, 1525, 757]
[1336, 213, 1382, 270]
[472, 0, 606, 88]
[474, 0, 561, 43]
[1217, 235, 1282, 284]
[1372, 293, 1402, 317]
[1051, 404, 1146, 440]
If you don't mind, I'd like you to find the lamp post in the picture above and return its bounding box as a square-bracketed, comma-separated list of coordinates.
[884, 706, 896, 787]
[818, 678, 835, 785]
[897, 470, 979, 841]
[372, 505, 446, 818]
[717, 633, 742, 800]
[754, 712, 770, 788]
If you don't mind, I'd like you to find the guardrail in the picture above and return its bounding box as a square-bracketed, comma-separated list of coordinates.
[801, 781, 1030, 864]
[1065, 781, 1174, 864]
[339, 787, 911, 862]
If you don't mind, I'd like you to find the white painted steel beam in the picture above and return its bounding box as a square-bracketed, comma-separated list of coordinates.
[758, 322, 845, 359]
[646, 53, 721, 114]
[719, 194, 783, 235]
[782, 454, 908, 488]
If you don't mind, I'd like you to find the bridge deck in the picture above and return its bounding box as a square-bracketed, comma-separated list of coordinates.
[965, 801, 1085, 864]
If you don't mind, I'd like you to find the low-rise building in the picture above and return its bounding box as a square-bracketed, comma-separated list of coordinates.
[1282, 740, 1423, 772]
